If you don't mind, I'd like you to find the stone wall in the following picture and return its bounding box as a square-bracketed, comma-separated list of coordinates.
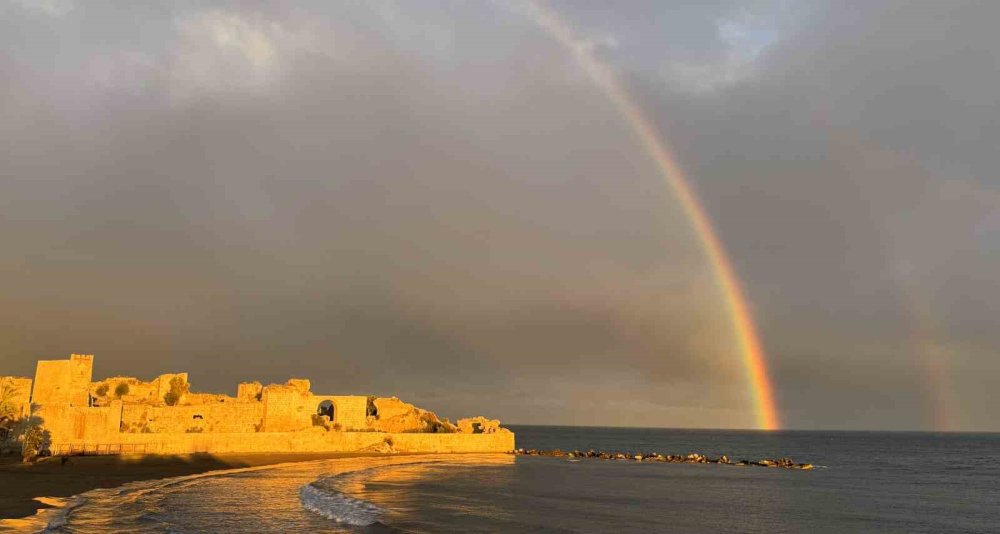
[368, 397, 455, 433]
[260, 381, 370, 432]
[261, 381, 314, 432]
[154, 373, 188, 400]
[89, 372, 190, 406]
[121, 402, 264, 434]
[50, 429, 515, 455]
[313, 395, 369, 430]
[237, 381, 263, 401]
[15, 355, 516, 457]
[91, 376, 156, 405]
[35, 401, 123, 442]
[32, 354, 92, 407]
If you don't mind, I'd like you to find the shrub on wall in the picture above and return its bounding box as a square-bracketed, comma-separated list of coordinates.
[114, 382, 130, 398]
[164, 376, 189, 406]
[95, 384, 109, 397]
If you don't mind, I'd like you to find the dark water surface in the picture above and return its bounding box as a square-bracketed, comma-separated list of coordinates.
[33, 427, 1000, 533]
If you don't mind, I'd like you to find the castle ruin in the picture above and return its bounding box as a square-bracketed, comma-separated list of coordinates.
[0, 354, 513, 456]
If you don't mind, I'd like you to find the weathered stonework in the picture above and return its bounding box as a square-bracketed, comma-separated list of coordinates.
[14, 355, 513, 456]
[32, 354, 92, 407]
[237, 381, 263, 401]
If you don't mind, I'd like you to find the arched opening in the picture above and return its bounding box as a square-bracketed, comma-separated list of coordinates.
[317, 400, 335, 422]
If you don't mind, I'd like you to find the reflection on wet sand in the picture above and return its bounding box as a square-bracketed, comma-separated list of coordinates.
[330, 454, 517, 521]
[21, 454, 514, 533]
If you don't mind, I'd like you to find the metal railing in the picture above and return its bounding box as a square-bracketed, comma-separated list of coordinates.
[50, 442, 158, 456]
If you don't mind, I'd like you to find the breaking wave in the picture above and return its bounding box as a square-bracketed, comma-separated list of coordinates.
[2, 455, 503, 532]
[299, 482, 384, 526]
[0, 495, 84, 533]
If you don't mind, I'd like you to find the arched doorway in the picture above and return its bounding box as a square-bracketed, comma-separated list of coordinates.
[317, 400, 335, 422]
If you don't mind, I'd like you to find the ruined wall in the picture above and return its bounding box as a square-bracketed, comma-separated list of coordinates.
[88, 373, 187, 406]
[35, 401, 123, 443]
[14, 355, 516, 456]
[91, 376, 156, 405]
[456, 416, 506, 434]
[368, 397, 456, 433]
[121, 402, 264, 434]
[261, 380, 314, 432]
[154, 373, 188, 400]
[32, 354, 93, 406]
[260, 382, 370, 431]
[50, 429, 515, 455]
[89, 372, 190, 406]
[0, 376, 33, 419]
[182, 393, 236, 405]
[237, 381, 263, 401]
[313, 395, 368, 430]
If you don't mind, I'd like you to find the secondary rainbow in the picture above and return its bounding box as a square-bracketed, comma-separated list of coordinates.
[522, 1, 780, 430]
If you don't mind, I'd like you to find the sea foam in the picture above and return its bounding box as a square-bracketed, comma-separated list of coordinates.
[299, 482, 384, 526]
[0, 495, 84, 533]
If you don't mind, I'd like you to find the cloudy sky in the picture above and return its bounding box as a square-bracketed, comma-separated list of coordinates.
[2, 0, 997, 430]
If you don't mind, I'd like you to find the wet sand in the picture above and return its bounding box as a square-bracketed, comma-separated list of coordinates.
[0, 452, 374, 521]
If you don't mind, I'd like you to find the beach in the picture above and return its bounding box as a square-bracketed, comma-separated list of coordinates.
[0, 451, 374, 522]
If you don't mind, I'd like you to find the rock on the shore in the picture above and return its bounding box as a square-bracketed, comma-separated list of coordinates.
[510, 449, 814, 470]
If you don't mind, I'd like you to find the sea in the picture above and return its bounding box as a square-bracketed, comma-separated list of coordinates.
[14, 426, 1000, 533]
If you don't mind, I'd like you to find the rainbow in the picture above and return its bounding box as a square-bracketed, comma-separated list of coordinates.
[522, 1, 780, 430]
[895, 271, 960, 431]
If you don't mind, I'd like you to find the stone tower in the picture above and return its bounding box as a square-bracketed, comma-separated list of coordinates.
[31, 354, 93, 406]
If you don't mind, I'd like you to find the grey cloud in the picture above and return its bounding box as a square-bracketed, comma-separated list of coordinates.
[1, 1, 997, 430]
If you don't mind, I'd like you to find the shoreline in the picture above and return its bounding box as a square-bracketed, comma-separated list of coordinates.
[0, 451, 387, 522]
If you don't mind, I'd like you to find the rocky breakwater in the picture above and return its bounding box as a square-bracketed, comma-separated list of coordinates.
[512, 449, 814, 470]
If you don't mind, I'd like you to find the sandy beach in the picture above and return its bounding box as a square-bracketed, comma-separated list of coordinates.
[0, 452, 372, 522]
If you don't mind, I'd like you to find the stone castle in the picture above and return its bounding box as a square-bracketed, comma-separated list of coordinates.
[0, 354, 513, 456]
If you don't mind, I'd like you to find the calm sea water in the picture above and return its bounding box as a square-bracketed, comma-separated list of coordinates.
[30, 426, 1000, 533]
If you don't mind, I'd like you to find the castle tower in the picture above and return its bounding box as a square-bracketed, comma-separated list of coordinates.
[31, 354, 94, 406]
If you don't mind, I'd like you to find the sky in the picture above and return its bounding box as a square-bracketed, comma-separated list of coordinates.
[1, 0, 998, 431]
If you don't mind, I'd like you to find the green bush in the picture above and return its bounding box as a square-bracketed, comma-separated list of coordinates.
[0, 378, 20, 421]
[21, 422, 50, 462]
[163, 376, 189, 406]
[114, 382, 130, 398]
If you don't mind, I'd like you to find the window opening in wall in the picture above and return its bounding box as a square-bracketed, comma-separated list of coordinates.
[317, 400, 334, 421]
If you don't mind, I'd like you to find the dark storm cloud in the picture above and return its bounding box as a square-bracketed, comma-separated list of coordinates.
[1, 0, 997, 429]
